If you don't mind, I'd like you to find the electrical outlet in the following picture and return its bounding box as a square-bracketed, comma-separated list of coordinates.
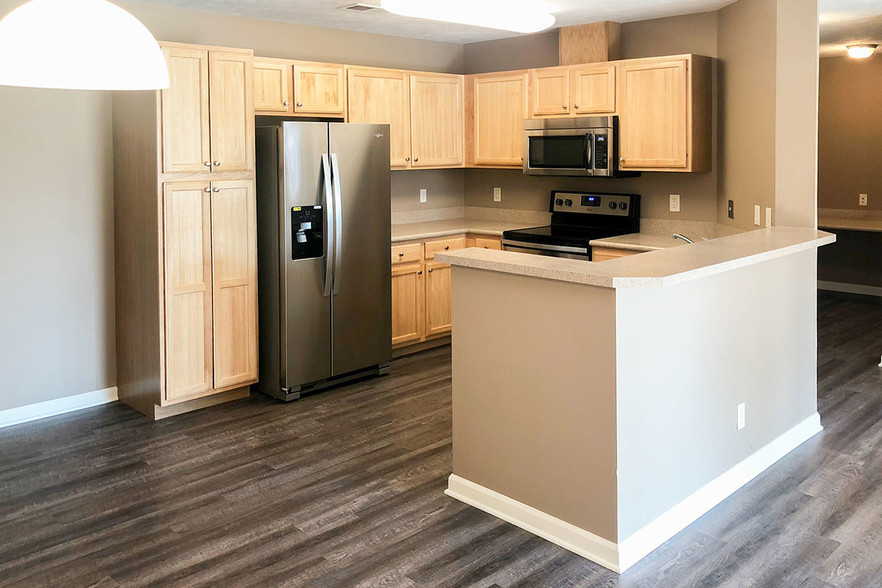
[737, 403, 746, 430]
[765, 207, 772, 227]
[493, 187, 502, 202]
[859, 193, 868, 206]
[419, 188, 427, 204]
[754, 205, 761, 226]
[728, 200, 734, 220]
[669, 194, 680, 213]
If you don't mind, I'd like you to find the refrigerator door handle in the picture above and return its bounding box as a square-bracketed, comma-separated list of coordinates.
[330, 153, 344, 296]
[321, 153, 335, 298]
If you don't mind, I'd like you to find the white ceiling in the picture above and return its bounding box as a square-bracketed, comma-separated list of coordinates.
[136, 0, 882, 50]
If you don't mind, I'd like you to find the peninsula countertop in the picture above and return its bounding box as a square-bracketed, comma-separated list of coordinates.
[391, 218, 531, 242]
[437, 227, 835, 289]
[589, 232, 688, 252]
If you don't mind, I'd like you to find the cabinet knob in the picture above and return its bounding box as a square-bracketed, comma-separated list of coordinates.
[483, 246, 489, 249]
[418, 270, 423, 275]
[204, 187, 211, 192]
[398, 252, 405, 257]
[562, 104, 567, 109]
[620, 157, 625, 163]
[214, 161, 221, 167]
[574, 104, 579, 109]
[204, 161, 212, 167]
[213, 187, 220, 192]
[283, 101, 289, 106]
[405, 157, 410, 162]
[444, 246, 449, 250]
[296, 102, 303, 107]
[414, 158, 419, 163]
[428, 268, 433, 273]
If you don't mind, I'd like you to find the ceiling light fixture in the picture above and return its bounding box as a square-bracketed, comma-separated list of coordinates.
[380, 0, 555, 34]
[846, 44, 877, 59]
[0, 0, 169, 90]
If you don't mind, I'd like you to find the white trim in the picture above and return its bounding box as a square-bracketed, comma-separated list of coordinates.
[445, 474, 621, 573]
[818, 280, 882, 297]
[617, 412, 823, 571]
[0, 387, 118, 429]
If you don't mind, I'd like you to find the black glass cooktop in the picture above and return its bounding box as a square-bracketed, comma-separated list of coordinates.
[502, 225, 629, 248]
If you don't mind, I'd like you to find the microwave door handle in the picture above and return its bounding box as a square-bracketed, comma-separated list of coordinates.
[586, 133, 594, 173]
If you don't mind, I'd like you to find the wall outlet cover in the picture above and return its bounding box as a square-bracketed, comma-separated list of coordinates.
[737, 402, 746, 430]
[669, 194, 680, 213]
[419, 188, 427, 203]
[765, 207, 772, 227]
[493, 187, 502, 202]
[859, 193, 868, 206]
[754, 205, 761, 226]
[728, 200, 734, 220]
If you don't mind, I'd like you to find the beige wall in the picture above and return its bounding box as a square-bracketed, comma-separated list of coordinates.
[818, 56, 882, 211]
[463, 12, 720, 223]
[391, 169, 466, 211]
[463, 31, 560, 74]
[0, 0, 462, 413]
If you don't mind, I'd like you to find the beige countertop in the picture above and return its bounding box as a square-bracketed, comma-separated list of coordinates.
[391, 218, 533, 242]
[589, 232, 688, 252]
[437, 227, 836, 289]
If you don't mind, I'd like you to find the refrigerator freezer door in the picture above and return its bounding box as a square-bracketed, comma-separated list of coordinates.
[328, 123, 392, 376]
[281, 122, 333, 388]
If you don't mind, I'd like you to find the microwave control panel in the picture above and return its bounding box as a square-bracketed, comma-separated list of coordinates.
[593, 132, 609, 170]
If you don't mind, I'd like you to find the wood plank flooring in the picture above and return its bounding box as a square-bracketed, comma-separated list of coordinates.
[0, 290, 880, 587]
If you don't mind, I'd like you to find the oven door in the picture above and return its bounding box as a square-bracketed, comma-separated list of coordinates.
[502, 239, 590, 260]
[524, 129, 594, 176]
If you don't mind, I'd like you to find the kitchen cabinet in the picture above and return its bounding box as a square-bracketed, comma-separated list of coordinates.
[113, 41, 258, 420]
[348, 67, 412, 168]
[530, 67, 570, 117]
[293, 61, 346, 115]
[410, 73, 464, 167]
[467, 72, 529, 167]
[472, 236, 503, 250]
[571, 63, 616, 114]
[617, 55, 711, 172]
[161, 45, 253, 173]
[591, 246, 639, 262]
[253, 58, 292, 113]
[391, 262, 424, 346]
[424, 262, 452, 336]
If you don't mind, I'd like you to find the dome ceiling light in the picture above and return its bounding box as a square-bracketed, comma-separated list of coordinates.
[380, 0, 556, 34]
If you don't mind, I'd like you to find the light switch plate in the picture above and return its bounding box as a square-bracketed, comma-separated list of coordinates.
[737, 403, 746, 430]
[860, 193, 868, 206]
[419, 188, 427, 203]
[754, 205, 761, 226]
[728, 200, 734, 220]
[493, 187, 502, 202]
[765, 207, 772, 227]
[669, 194, 680, 213]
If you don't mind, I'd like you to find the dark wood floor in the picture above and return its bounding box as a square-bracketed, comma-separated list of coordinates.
[0, 290, 880, 587]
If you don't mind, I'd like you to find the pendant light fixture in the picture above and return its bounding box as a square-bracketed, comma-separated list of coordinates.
[0, 0, 168, 90]
[380, 0, 555, 34]
[846, 44, 877, 59]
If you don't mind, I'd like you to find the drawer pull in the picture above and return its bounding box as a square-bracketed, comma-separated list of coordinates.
[444, 246, 449, 250]
[418, 270, 423, 275]
[398, 252, 405, 257]
[428, 268, 433, 273]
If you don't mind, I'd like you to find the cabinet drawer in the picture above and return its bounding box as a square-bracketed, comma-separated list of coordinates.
[592, 246, 640, 262]
[392, 242, 423, 265]
[425, 236, 467, 260]
[474, 236, 502, 250]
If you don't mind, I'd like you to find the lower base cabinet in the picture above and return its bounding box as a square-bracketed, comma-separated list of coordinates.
[591, 246, 641, 262]
[391, 234, 502, 350]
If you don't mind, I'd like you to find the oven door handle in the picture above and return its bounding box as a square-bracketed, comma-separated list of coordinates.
[501, 239, 588, 255]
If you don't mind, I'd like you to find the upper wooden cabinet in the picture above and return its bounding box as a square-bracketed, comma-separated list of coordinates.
[468, 72, 529, 167]
[410, 73, 464, 168]
[161, 45, 253, 174]
[530, 67, 570, 117]
[293, 62, 346, 116]
[571, 63, 616, 115]
[617, 55, 711, 172]
[347, 67, 412, 168]
[253, 58, 292, 113]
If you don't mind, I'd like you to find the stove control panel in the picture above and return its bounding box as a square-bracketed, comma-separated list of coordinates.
[551, 192, 637, 217]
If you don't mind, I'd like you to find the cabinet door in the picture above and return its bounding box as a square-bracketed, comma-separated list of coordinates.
[161, 47, 210, 173]
[392, 263, 424, 345]
[424, 261, 452, 337]
[618, 58, 688, 170]
[162, 182, 213, 402]
[253, 58, 292, 114]
[530, 68, 569, 117]
[209, 50, 254, 172]
[293, 63, 346, 115]
[473, 73, 529, 166]
[348, 67, 411, 167]
[571, 64, 616, 114]
[210, 180, 258, 389]
[410, 74, 464, 167]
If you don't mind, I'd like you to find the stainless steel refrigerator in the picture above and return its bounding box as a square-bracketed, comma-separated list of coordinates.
[255, 121, 392, 401]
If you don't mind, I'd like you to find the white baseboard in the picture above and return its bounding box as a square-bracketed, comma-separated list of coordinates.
[617, 412, 823, 570]
[0, 387, 119, 429]
[445, 474, 621, 572]
[446, 412, 822, 574]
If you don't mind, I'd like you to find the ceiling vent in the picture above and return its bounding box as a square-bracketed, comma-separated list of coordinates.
[342, 3, 379, 11]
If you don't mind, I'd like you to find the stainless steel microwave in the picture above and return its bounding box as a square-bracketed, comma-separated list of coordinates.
[523, 116, 637, 178]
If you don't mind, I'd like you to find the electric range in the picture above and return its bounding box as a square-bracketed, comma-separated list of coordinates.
[502, 191, 640, 260]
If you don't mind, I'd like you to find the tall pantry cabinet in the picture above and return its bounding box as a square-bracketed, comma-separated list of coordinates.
[113, 42, 258, 419]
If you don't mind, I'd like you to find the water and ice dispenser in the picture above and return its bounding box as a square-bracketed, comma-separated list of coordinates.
[291, 205, 323, 260]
